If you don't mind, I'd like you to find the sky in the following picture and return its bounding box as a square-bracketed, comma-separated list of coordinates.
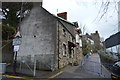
[43, 0, 119, 40]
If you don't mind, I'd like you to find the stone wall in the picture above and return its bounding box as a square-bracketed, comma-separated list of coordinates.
[17, 6, 83, 71]
[74, 43, 83, 65]
[57, 21, 76, 68]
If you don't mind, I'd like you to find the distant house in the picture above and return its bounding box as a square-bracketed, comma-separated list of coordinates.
[17, 4, 82, 71]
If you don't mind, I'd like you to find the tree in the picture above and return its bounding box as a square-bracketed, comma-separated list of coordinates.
[2, 2, 33, 28]
[2, 24, 16, 40]
[82, 39, 88, 56]
[2, 2, 33, 40]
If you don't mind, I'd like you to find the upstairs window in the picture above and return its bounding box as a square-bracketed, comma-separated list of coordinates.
[62, 29, 66, 37]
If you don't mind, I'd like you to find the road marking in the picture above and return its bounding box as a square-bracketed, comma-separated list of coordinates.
[48, 71, 63, 79]
[0, 71, 63, 80]
[0, 74, 30, 80]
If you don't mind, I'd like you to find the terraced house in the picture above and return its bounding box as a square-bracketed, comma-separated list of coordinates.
[17, 3, 82, 72]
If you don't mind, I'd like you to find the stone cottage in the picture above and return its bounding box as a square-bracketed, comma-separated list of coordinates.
[17, 3, 82, 71]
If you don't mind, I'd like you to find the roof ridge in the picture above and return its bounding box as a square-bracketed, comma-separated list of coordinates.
[51, 14, 75, 26]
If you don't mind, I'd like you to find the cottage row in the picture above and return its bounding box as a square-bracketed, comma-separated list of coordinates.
[16, 3, 83, 72]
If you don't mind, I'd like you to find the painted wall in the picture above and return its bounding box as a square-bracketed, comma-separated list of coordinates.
[17, 6, 83, 71]
[17, 6, 57, 70]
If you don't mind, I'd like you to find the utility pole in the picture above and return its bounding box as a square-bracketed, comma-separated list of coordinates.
[12, 31, 22, 74]
[13, 51, 17, 74]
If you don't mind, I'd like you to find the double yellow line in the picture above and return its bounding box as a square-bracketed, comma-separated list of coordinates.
[0, 71, 63, 80]
[48, 71, 63, 79]
[0, 74, 29, 80]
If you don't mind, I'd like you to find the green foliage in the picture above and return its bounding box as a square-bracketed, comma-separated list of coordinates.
[82, 39, 95, 56]
[2, 2, 33, 40]
[2, 24, 16, 40]
[82, 40, 89, 55]
[2, 2, 33, 28]
[82, 47, 88, 56]
[100, 53, 115, 63]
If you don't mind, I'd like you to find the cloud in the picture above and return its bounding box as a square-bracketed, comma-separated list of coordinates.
[43, 0, 118, 40]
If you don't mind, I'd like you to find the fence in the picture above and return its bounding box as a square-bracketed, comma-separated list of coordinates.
[17, 54, 55, 76]
[81, 57, 113, 78]
[18, 56, 37, 76]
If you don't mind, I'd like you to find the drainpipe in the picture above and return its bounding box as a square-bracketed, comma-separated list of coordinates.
[57, 20, 60, 69]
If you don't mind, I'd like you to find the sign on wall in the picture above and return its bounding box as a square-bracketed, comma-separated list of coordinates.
[14, 31, 22, 38]
[14, 45, 20, 52]
[12, 38, 22, 46]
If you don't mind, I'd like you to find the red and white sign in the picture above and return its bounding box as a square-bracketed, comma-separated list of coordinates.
[14, 31, 22, 38]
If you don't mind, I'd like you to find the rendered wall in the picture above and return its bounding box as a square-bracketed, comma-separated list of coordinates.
[17, 6, 57, 70]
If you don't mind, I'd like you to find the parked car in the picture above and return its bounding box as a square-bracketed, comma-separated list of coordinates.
[111, 61, 120, 80]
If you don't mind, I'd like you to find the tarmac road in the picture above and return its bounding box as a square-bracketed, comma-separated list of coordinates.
[1, 53, 112, 80]
[53, 53, 111, 79]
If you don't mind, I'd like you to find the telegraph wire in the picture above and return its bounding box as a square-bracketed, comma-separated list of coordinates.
[18, 1, 23, 31]
[91, 2, 104, 23]
[98, 1, 110, 22]
[113, 0, 119, 13]
[0, 40, 12, 50]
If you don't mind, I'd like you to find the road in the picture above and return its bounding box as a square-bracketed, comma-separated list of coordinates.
[53, 53, 111, 78]
[83, 53, 111, 78]
[1, 53, 111, 80]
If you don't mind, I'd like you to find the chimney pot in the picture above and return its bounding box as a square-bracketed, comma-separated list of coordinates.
[57, 12, 67, 20]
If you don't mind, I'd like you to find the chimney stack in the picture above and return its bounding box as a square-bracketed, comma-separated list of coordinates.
[57, 12, 67, 20]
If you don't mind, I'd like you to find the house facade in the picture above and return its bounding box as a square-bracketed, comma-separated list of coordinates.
[17, 5, 82, 71]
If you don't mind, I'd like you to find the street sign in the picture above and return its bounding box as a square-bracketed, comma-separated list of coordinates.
[12, 38, 22, 46]
[14, 45, 20, 52]
[14, 31, 22, 38]
[13, 31, 22, 74]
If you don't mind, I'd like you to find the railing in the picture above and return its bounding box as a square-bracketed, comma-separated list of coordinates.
[18, 56, 37, 76]
[17, 55, 55, 76]
[81, 58, 113, 78]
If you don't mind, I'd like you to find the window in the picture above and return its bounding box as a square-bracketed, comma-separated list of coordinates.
[72, 38, 74, 42]
[70, 47, 74, 58]
[62, 29, 66, 37]
[63, 44, 67, 57]
[71, 47, 74, 54]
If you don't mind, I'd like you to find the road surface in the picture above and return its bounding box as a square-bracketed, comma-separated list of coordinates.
[1, 53, 111, 80]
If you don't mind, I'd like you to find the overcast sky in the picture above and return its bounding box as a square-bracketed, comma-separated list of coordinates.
[43, 0, 119, 40]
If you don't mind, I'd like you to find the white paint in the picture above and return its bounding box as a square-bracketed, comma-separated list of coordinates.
[14, 45, 20, 52]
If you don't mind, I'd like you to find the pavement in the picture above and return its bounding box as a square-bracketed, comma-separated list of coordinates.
[83, 53, 111, 78]
[55, 65, 102, 78]
[1, 53, 112, 80]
